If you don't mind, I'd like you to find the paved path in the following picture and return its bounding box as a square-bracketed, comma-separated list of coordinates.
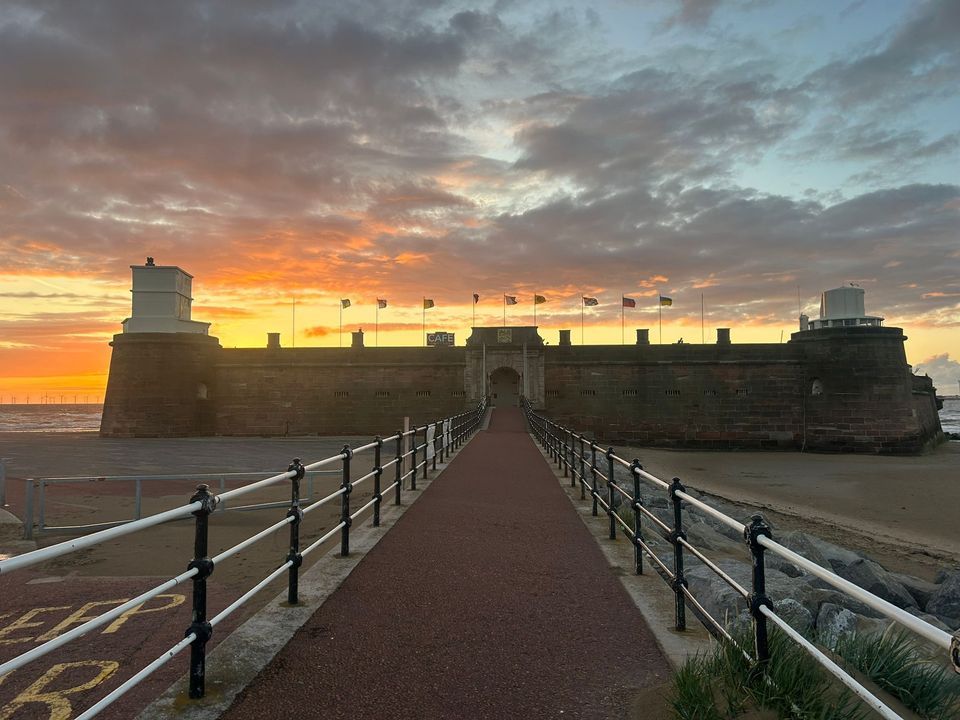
[225, 407, 669, 719]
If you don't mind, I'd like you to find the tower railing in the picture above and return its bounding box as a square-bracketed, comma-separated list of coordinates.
[522, 398, 959, 720]
[0, 398, 488, 718]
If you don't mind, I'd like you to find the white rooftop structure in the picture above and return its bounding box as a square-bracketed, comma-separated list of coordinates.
[121, 257, 211, 334]
[801, 286, 884, 331]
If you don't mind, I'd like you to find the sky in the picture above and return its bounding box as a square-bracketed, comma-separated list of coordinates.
[0, 0, 958, 400]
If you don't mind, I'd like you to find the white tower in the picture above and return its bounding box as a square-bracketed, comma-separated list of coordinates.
[121, 257, 211, 334]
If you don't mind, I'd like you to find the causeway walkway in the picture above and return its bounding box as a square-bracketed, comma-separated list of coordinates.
[224, 407, 669, 719]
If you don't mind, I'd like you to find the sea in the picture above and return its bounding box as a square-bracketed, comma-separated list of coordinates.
[1, 399, 959, 435]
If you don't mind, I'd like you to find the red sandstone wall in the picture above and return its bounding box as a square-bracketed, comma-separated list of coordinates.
[214, 348, 470, 435]
[100, 333, 221, 437]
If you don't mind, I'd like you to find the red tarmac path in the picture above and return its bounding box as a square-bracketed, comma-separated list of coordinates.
[225, 407, 669, 719]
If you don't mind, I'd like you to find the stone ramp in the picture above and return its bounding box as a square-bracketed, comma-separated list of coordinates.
[223, 407, 670, 719]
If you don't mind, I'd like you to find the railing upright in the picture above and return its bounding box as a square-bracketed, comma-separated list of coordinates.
[569, 432, 577, 488]
[590, 443, 599, 517]
[746, 514, 773, 664]
[631, 459, 644, 575]
[373, 437, 382, 527]
[23, 479, 35, 539]
[134, 478, 142, 520]
[186, 483, 217, 698]
[669, 477, 687, 631]
[579, 438, 586, 500]
[0, 458, 5, 507]
[432, 425, 438, 472]
[38, 480, 46, 532]
[286, 458, 305, 604]
[340, 445, 353, 556]
[394, 430, 403, 504]
[411, 429, 418, 491]
[422, 426, 430, 481]
[606, 447, 616, 540]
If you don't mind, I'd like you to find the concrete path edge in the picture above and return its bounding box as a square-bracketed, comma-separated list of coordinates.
[529, 435, 714, 670]
[137, 426, 483, 720]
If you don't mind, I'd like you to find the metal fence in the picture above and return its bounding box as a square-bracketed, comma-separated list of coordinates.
[0, 399, 487, 718]
[523, 399, 959, 720]
[20, 468, 341, 539]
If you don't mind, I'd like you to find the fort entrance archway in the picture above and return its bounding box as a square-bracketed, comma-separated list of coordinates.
[490, 366, 520, 407]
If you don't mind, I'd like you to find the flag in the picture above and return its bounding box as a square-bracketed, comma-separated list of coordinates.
[583, 296, 598, 306]
[341, 298, 351, 309]
[659, 295, 672, 306]
[473, 293, 479, 304]
[622, 296, 636, 308]
[377, 299, 387, 309]
[423, 298, 435, 309]
[505, 295, 518, 305]
[534, 294, 547, 305]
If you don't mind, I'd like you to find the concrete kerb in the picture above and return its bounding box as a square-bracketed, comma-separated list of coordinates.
[137, 428, 482, 720]
[528, 433, 713, 671]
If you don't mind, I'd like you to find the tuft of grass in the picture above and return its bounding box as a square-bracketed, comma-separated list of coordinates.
[833, 627, 960, 720]
[671, 628, 865, 719]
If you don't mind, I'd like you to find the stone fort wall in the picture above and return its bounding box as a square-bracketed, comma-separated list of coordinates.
[100, 326, 943, 453]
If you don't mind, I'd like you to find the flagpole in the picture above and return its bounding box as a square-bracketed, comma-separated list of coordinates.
[621, 294, 624, 345]
[534, 293, 537, 326]
[503, 295, 506, 327]
[339, 302, 342, 348]
[376, 303, 379, 347]
[701, 293, 704, 344]
[292, 297, 296, 348]
[659, 297, 662, 345]
[581, 297, 584, 345]
[472, 295, 475, 329]
[422, 299, 425, 347]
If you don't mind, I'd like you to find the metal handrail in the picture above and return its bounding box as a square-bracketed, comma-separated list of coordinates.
[0, 396, 489, 717]
[521, 398, 958, 720]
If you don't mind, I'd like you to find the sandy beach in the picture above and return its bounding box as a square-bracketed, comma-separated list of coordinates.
[616, 439, 960, 580]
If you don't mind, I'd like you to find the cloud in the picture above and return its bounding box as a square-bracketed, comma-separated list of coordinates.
[915, 353, 960, 395]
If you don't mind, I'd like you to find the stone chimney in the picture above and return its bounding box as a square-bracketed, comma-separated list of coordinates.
[717, 328, 731, 345]
[559, 329, 571, 346]
[267, 332, 281, 349]
[636, 329, 650, 345]
[351, 328, 365, 348]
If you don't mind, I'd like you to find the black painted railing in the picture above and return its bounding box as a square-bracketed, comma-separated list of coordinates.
[522, 399, 958, 719]
[0, 399, 488, 717]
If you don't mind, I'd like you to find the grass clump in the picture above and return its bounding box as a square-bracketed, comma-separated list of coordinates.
[833, 628, 960, 720]
[671, 629, 864, 720]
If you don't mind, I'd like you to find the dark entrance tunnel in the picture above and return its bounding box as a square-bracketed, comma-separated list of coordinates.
[490, 366, 520, 407]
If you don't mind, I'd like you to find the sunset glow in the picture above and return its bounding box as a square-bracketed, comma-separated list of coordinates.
[1, 0, 958, 398]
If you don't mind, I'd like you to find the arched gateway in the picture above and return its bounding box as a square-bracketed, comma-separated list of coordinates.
[490, 366, 520, 406]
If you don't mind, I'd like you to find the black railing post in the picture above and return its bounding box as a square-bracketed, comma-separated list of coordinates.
[340, 445, 353, 556]
[394, 431, 403, 504]
[579, 436, 586, 500]
[186, 483, 217, 699]
[423, 426, 430, 481]
[563, 429, 570, 478]
[669, 477, 687, 631]
[590, 443, 599, 516]
[431, 424, 437, 472]
[286, 458, 305, 605]
[606, 447, 616, 540]
[373, 438, 382, 527]
[439, 421, 445, 464]
[569, 432, 576, 488]
[411, 428, 418, 490]
[745, 514, 773, 664]
[631, 459, 644, 575]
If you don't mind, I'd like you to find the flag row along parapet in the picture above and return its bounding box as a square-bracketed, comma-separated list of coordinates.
[336, 294, 674, 309]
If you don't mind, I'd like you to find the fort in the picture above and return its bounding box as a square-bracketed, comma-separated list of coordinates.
[101, 260, 944, 453]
